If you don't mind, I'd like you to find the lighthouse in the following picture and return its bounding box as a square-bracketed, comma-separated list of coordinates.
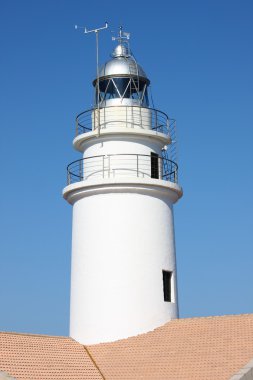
[63, 27, 183, 345]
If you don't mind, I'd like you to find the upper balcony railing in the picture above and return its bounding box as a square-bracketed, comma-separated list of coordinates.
[66, 154, 178, 185]
[75, 106, 175, 137]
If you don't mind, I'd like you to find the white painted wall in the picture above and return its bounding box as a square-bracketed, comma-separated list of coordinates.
[83, 136, 163, 157]
[69, 184, 179, 344]
[64, 103, 182, 344]
[82, 137, 164, 180]
[92, 107, 152, 130]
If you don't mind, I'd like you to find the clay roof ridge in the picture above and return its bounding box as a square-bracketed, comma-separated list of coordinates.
[83, 345, 106, 380]
[0, 331, 69, 339]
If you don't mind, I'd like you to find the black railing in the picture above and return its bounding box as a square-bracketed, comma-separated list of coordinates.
[67, 154, 178, 185]
[75, 106, 175, 137]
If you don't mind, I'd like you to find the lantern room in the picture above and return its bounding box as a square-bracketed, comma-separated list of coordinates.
[93, 42, 150, 107]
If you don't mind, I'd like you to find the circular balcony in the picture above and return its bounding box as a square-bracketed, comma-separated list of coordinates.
[75, 106, 175, 137]
[66, 154, 178, 185]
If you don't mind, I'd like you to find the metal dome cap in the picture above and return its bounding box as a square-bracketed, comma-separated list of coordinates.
[95, 54, 149, 82]
[112, 43, 131, 58]
[93, 27, 149, 85]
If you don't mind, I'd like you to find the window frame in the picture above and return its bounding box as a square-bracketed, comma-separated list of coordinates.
[162, 270, 172, 302]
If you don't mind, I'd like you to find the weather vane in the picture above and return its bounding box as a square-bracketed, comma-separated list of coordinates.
[112, 26, 130, 44]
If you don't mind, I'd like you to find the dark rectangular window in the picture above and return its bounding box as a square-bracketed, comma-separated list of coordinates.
[163, 270, 172, 302]
[151, 152, 159, 179]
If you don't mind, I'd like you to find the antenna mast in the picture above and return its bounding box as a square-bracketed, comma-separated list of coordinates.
[75, 22, 109, 135]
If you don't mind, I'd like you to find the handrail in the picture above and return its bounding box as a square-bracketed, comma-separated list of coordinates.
[75, 106, 175, 137]
[67, 153, 178, 185]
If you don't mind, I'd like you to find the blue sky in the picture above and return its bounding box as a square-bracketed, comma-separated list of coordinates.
[0, 0, 252, 336]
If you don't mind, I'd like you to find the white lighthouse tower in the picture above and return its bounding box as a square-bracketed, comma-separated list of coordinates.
[63, 27, 183, 345]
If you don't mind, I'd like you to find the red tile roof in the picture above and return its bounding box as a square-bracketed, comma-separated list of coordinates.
[0, 332, 103, 380]
[1, 314, 253, 380]
[88, 314, 253, 380]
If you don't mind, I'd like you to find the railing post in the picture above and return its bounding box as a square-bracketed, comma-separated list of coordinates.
[102, 155, 105, 178]
[137, 155, 139, 177]
[155, 110, 158, 131]
[108, 155, 110, 178]
[75, 118, 78, 137]
[67, 170, 70, 185]
[98, 107, 100, 131]
[139, 105, 143, 129]
[94, 108, 97, 130]
[79, 160, 82, 181]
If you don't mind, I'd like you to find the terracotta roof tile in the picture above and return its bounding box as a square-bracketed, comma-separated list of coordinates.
[88, 314, 253, 380]
[1, 314, 253, 379]
[0, 332, 102, 380]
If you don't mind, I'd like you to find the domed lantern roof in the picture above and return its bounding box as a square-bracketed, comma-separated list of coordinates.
[95, 45, 149, 82]
[93, 27, 150, 107]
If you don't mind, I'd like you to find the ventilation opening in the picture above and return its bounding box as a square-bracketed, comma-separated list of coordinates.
[163, 270, 172, 302]
[151, 152, 159, 179]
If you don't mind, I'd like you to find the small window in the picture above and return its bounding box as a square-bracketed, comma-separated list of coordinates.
[163, 270, 172, 302]
[151, 152, 159, 179]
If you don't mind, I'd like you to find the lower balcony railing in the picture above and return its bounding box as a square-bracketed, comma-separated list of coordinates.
[66, 154, 178, 185]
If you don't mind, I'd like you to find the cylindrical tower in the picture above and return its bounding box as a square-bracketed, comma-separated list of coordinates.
[63, 33, 183, 345]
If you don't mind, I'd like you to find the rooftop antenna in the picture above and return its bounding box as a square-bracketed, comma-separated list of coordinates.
[75, 22, 109, 136]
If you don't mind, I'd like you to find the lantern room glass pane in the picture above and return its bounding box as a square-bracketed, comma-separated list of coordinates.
[95, 77, 150, 106]
[113, 78, 130, 97]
